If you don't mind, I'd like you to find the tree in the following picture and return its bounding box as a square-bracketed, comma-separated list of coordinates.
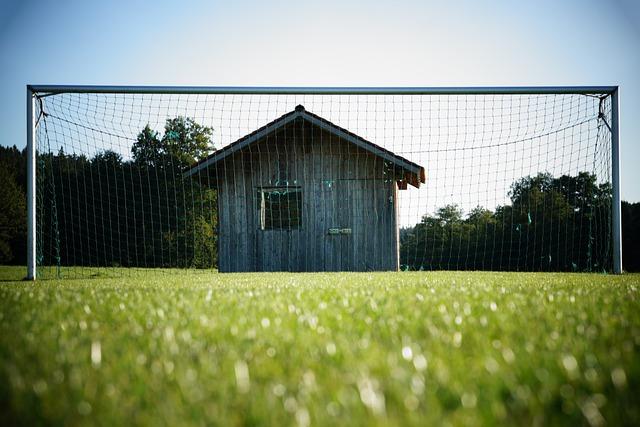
[92, 150, 123, 167]
[132, 118, 214, 169]
[0, 166, 26, 263]
[162, 117, 213, 168]
[622, 201, 640, 272]
[128, 117, 216, 268]
[435, 204, 463, 226]
[132, 125, 163, 168]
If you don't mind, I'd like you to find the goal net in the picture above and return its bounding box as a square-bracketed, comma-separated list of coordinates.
[29, 87, 618, 278]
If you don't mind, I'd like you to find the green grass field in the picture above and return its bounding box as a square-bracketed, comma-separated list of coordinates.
[1, 267, 638, 426]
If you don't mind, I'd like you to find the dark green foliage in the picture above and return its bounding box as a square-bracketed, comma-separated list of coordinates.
[0, 146, 28, 264]
[622, 201, 640, 272]
[131, 125, 163, 168]
[132, 118, 213, 169]
[0, 165, 26, 263]
[35, 118, 217, 269]
[401, 172, 614, 272]
[162, 117, 213, 168]
[0, 145, 26, 190]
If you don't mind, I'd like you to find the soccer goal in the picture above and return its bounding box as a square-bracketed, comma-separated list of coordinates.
[25, 86, 621, 278]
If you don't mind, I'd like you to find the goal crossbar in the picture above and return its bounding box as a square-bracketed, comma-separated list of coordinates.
[29, 85, 618, 96]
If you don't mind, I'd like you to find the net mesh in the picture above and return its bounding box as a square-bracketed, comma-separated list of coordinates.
[33, 90, 613, 278]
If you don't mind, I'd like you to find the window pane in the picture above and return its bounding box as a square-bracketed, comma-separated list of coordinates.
[259, 187, 302, 230]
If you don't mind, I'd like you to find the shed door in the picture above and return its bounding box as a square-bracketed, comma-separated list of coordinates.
[315, 179, 355, 271]
[315, 178, 398, 272]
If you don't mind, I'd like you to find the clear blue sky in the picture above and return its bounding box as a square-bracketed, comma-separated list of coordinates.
[1, 0, 638, 201]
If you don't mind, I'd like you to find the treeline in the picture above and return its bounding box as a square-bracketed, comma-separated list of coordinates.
[400, 173, 640, 272]
[622, 201, 640, 272]
[0, 117, 218, 269]
[2, 134, 640, 271]
[0, 145, 27, 264]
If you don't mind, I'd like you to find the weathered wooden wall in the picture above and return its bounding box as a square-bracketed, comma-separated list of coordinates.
[214, 118, 399, 272]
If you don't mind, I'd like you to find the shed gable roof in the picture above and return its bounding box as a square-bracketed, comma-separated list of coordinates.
[185, 105, 426, 188]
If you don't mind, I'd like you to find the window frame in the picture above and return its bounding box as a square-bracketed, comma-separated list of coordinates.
[257, 186, 303, 231]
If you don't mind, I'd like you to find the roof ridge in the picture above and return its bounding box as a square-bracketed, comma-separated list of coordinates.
[185, 106, 426, 188]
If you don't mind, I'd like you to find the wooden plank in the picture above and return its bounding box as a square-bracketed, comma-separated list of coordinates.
[292, 124, 304, 272]
[313, 128, 325, 271]
[326, 133, 339, 271]
[218, 170, 230, 272]
[245, 152, 256, 271]
[342, 180, 355, 271]
[226, 164, 238, 272]
[364, 157, 375, 271]
[240, 151, 254, 271]
[393, 182, 400, 271]
[232, 152, 244, 271]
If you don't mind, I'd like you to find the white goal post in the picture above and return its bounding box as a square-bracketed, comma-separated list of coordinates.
[25, 85, 622, 278]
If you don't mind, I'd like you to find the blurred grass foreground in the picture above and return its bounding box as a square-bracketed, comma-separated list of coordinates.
[0, 267, 638, 426]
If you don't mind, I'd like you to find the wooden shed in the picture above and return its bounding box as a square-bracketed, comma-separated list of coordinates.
[185, 105, 425, 272]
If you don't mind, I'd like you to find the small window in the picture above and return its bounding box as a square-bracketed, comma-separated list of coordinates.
[258, 187, 302, 230]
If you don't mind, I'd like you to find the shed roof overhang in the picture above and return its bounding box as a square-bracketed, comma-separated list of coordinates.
[184, 105, 426, 188]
